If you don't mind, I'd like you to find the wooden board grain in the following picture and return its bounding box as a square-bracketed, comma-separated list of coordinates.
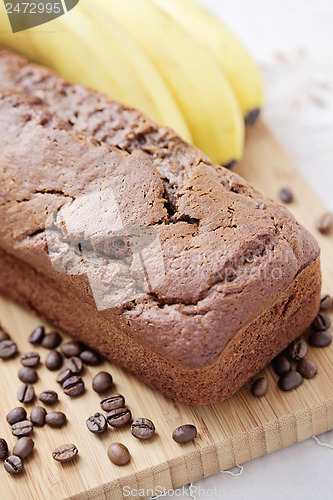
[1, 121, 333, 500]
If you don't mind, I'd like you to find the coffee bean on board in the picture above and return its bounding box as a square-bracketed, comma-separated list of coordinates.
[52, 444, 78, 463]
[308, 330, 332, 348]
[107, 408, 132, 428]
[251, 377, 268, 397]
[107, 443, 130, 466]
[4, 456, 23, 475]
[287, 338, 308, 361]
[131, 418, 155, 440]
[13, 437, 34, 460]
[17, 384, 35, 404]
[41, 332, 62, 349]
[21, 352, 40, 368]
[11, 420, 34, 437]
[63, 376, 85, 397]
[86, 413, 107, 434]
[45, 412, 67, 428]
[100, 394, 125, 412]
[0, 339, 18, 359]
[278, 370, 303, 391]
[297, 358, 318, 379]
[29, 326, 45, 345]
[172, 424, 197, 444]
[39, 390, 58, 406]
[6, 407, 27, 426]
[30, 406, 47, 427]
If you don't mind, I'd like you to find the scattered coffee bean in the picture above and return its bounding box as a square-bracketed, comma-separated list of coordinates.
[0, 438, 8, 459]
[21, 352, 40, 368]
[52, 443, 78, 463]
[11, 420, 34, 437]
[320, 294, 333, 310]
[4, 455, 23, 475]
[80, 349, 101, 366]
[308, 330, 332, 348]
[39, 390, 58, 405]
[92, 371, 113, 393]
[251, 377, 268, 397]
[65, 356, 83, 375]
[297, 358, 318, 379]
[107, 443, 130, 466]
[45, 411, 67, 428]
[29, 326, 45, 345]
[63, 376, 85, 397]
[0, 339, 18, 359]
[45, 350, 63, 371]
[287, 338, 308, 361]
[18, 367, 38, 384]
[315, 212, 333, 234]
[272, 354, 291, 376]
[131, 418, 155, 440]
[0, 329, 10, 342]
[172, 424, 197, 444]
[56, 369, 73, 385]
[278, 370, 303, 391]
[30, 406, 47, 427]
[86, 413, 107, 434]
[13, 437, 34, 459]
[61, 341, 83, 358]
[100, 394, 125, 412]
[41, 331, 62, 349]
[17, 383, 35, 404]
[107, 408, 132, 428]
[6, 407, 27, 426]
[312, 312, 332, 331]
[279, 188, 293, 204]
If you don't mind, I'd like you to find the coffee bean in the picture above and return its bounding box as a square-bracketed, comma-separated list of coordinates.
[107, 443, 130, 466]
[4, 455, 23, 475]
[172, 424, 197, 444]
[320, 294, 333, 310]
[11, 420, 33, 437]
[315, 212, 333, 234]
[308, 330, 332, 348]
[29, 326, 45, 345]
[39, 390, 58, 405]
[107, 408, 132, 428]
[287, 338, 308, 361]
[17, 383, 35, 404]
[131, 418, 155, 440]
[18, 367, 38, 384]
[30, 406, 47, 427]
[272, 354, 291, 376]
[312, 312, 332, 331]
[279, 188, 293, 204]
[297, 358, 318, 379]
[92, 371, 113, 393]
[41, 331, 62, 349]
[65, 356, 83, 375]
[52, 443, 78, 463]
[86, 413, 107, 434]
[56, 369, 73, 385]
[61, 341, 83, 358]
[63, 376, 85, 397]
[278, 370, 303, 391]
[80, 349, 101, 366]
[13, 437, 34, 459]
[45, 411, 67, 428]
[6, 407, 27, 426]
[100, 394, 125, 412]
[21, 352, 40, 368]
[0, 329, 10, 342]
[0, 339, 18, 359]
[251, 377, 268, 397]
[0, 438, 8, 459]
[45, 350, 63, 371]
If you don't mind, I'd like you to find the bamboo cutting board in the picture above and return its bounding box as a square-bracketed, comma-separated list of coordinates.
[1, 121, 333, 500]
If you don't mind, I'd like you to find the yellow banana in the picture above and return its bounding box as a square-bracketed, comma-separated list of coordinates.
[0, 2, 191, 141]
[94, 0, 244, 164]
[152, 0, 264, 123]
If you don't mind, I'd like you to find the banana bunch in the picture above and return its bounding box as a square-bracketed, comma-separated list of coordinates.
[0, 0, 263, 165]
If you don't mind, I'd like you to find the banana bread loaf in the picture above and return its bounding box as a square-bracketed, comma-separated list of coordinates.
[0, 50, 321, 404]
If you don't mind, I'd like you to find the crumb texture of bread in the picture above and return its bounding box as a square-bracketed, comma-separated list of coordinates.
[0, 49, 321, 403]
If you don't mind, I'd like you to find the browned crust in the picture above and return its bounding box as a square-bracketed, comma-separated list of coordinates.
[0, 248, 321, 404]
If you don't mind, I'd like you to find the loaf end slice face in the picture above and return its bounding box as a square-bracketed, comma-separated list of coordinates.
[0, 77, 321, 403]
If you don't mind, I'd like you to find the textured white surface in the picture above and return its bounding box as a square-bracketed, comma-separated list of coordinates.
[150, 0, 333, 498]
